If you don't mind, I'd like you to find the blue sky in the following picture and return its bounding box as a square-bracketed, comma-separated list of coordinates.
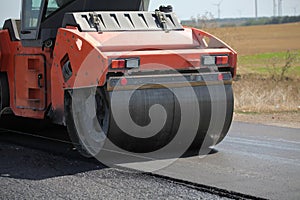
[149, 0, 300, 19]
[1, 0, 300, 26]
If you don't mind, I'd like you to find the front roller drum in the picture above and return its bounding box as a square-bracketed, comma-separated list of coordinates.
[65, 83, 233, 157]
[65, 88, 110, 157]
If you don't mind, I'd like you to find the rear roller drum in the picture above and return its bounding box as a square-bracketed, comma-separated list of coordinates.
[65, 84, 234, 157]
[108, 84, 234, 153]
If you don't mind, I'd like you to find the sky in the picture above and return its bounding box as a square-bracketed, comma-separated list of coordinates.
[1, 0, 300, 26]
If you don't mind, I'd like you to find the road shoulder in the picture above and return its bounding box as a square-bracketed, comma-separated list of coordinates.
[233, 111, 300, 129]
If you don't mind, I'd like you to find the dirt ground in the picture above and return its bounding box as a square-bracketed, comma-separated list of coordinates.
[234, 111, 300, 129]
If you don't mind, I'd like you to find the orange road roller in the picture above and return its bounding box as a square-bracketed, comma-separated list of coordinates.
[0, 0, 237, 157]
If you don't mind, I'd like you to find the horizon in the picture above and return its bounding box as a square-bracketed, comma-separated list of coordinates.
[1, 0, 299, 26]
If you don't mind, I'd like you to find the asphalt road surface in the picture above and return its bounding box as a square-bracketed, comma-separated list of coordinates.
[0, 117, 299, 199]
[153, 122, 300, 200]
[0, 141, 234, 200]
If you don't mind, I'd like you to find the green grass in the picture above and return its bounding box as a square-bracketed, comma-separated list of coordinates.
[238, 50, 300, 77]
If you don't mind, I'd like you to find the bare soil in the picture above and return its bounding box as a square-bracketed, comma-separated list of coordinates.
[234, 111, 300, 129]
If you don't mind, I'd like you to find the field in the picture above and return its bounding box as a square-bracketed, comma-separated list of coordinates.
[205, 23, 300, 113]
[205, 22, 300, 55]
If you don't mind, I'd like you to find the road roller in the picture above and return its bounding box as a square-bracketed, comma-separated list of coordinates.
[0, 0, 237, 157]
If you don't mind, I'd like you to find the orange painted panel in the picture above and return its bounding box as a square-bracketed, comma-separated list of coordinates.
[14, 54, 46, 111]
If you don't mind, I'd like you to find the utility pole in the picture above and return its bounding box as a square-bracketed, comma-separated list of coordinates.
[255, 0, 258, 19]
[273, 0, 277, 16]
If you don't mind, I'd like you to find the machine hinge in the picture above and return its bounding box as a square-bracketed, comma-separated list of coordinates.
[89, 12, 102, 32]
[155, 10, 168, 32]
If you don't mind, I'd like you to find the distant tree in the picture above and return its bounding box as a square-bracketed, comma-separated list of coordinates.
[242, 16, 300, 26]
